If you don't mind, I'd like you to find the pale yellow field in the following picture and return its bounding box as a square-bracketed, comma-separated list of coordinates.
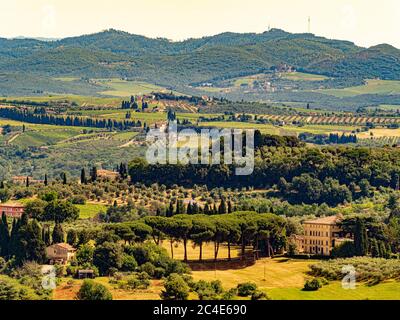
[191, 257, 314, 290]
[54, 278, 163, 300]
[357, 128, 400, 139]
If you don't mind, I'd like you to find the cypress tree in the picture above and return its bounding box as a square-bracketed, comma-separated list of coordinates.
[370, 238, 380, 257]
[44, 174, 48, 186]
[52, 223, 64, 244]
[91, 167, 97, 182]
[176, 200, 184, 215]
[43, 225, 51, 246]
[26, 176, 30, 188]
[228, 201, 233, 213]
[187, 203, 193, 215]
[204, 203, 210, 215]
[0, 181, 4, 189]
[62, 172, 67, 185]
[0, 213, 10, 257]
[386, 243, 392, 258]
[8, 219, 18, 257]
[218, 200, 227, 214]
[192, 203, 199, 215]
[354, 218, 368, 256]
[167, 201, 174, 217]
[66, 229, 77, 246]
[378, 241, 387, 259]
[81, 168, 87, 184]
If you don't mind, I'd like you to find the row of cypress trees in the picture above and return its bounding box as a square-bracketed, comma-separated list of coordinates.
[0, 213, 64, 265]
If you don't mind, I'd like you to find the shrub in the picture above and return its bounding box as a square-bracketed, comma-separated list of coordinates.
[303, 278, 322, 291]
[160, 273, 189, 300]
[251, 290, 270, 300]
[309, 257, 400, 283]
[71, 195, 86, 205]
[121, 255, 138, 272]
[237, 282, 257, 297]
[140, 262, 156, 277]
[221, 288, 237, 300]
[287, 242, 299, 257]
[192, 280, 224, 300]
[0, 279, 19, 300]
[76, 280, 112, 300]
[126, 272, 151, 290]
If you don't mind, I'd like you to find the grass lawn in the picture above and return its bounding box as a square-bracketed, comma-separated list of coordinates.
[191, 257, 400, 300]
[76, 203, 108, 219]
[191, 257, 314, 290]
[269, 280, 400, 300]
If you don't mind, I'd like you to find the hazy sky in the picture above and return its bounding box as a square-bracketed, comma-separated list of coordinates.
[1, 0, 399, 48]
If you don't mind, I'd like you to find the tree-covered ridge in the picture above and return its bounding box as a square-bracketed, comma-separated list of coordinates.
[129, 145, 400, 205]
[0, 28, 399, 86]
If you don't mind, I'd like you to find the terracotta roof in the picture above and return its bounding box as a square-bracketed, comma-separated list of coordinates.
[0, 202, 25, 208]
[303, 215, 340, 225]
[49, 243, 76, 251]
[97, 169, 118, 176]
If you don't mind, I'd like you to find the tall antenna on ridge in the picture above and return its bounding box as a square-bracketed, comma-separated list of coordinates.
[308, 16, 311, 33]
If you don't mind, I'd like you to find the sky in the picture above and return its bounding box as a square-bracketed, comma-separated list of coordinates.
[0, 0, 399, 48]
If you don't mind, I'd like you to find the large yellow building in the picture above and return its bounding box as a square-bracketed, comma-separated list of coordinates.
[299, 215, 352, 256]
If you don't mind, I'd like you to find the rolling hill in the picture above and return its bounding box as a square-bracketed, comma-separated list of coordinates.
[0, 28, 399, 86]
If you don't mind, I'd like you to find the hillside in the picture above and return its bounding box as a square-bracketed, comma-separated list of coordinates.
[0, 28, 399, 85]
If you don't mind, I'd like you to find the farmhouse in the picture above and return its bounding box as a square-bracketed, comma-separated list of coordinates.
[97, 169, 119, 180]
[46, 243, 76, 264]
[297, 215, 353, 256]
[12, 176, 43, 185]
[77, 269, 95, 279]
[0, 202, 25, 218]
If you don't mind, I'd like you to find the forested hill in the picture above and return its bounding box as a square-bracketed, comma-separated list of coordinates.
[1, 28, 400, 85]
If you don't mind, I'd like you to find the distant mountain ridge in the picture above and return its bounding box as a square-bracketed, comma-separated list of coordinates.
[0, 28, 399, 87]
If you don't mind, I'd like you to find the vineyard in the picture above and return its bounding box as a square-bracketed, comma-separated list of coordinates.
[259, 114, 400, 125]
[357, 136, 400, 147]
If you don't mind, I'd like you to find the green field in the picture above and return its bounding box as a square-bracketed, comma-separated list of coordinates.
[0, 118, 101, 148]
[282, 72, 329, 81]
[12, 128, 85, 148]
[95, 79, 170, 97]
[269, 280, 400, 300]
[53, 77, 81, 82]
[76, 203, 108, 219]
[318, 79, 400, 97]
[1, 95, 122, 107]
[190, 257, 400, 300]
[199, 121, 359, 135]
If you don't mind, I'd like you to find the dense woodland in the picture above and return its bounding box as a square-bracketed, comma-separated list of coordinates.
[129, 144, 400, 205]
